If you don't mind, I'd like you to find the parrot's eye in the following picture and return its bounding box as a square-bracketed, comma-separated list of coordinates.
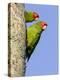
[33, 12, 39, 20]
[41, 21, 48, 30]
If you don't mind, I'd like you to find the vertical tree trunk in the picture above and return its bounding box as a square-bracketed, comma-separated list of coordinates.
[8, 3, 26, 77]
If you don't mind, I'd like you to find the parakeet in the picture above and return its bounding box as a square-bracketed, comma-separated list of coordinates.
[24, 11, 39, 22]
[26, 21, 48, 61]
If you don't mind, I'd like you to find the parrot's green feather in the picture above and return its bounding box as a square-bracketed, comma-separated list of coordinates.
[24, 11, 34, 22]
[26, 21, 43, 61]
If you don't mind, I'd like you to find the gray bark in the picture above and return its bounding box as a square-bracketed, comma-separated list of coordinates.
[8, 3, 26, 77]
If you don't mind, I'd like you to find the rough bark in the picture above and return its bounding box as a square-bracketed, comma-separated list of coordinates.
[8, 3, 26, 77]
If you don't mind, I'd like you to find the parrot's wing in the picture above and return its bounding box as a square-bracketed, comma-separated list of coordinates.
[26, 26, 40, 61]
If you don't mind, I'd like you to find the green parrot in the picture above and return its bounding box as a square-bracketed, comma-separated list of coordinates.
[26, 21, 48, 61]
[24, 11, 39, 22]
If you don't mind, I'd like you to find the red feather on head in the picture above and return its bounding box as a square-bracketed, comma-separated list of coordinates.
[40, 21, 48, 30]
[33, 12, 39, 20]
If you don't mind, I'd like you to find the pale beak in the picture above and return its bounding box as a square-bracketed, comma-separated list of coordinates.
[35, 17, 39, 20]
[42, 25, 47, 30]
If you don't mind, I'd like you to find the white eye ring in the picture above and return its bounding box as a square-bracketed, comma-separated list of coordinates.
[42, 25, 47, 29]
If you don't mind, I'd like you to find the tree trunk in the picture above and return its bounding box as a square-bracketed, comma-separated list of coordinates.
[8, 3, 26, 77]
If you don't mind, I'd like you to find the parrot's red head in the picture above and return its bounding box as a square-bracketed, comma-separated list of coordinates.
[40, 21, 48, 30]
[33, 12, 39, 20]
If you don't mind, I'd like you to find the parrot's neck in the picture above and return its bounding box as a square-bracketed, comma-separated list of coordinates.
[27, 13, 34, 22]
[35, 25, 43, 33]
